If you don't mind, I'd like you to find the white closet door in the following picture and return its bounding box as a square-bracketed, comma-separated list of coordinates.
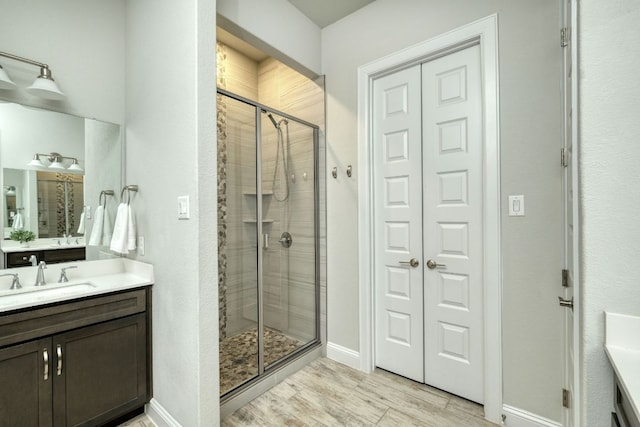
[422, 44, 484, 403]
[373, 65, 424, 382]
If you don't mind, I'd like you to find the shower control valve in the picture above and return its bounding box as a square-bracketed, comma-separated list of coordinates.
[279, 232, 293, 248]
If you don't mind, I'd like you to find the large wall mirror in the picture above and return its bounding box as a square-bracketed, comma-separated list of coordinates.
[0, 102, 123, 261]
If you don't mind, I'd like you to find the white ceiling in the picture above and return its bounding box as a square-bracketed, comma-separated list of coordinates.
[217, 1, 376, 63]
[287, 0, 376, 28]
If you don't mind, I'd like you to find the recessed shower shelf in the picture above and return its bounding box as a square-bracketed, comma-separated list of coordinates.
[242, 219, 274, 224]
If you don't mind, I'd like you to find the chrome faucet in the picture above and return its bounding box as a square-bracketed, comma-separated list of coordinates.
[29, 255, 38, 266]
[34, 261, 47, 287]
[0, 273, 21, 290]
[58, 266, 77, 283]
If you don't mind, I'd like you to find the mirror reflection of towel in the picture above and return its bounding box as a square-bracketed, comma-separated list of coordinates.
[12, 213, 24, 230]
[77, 212, 86, 234]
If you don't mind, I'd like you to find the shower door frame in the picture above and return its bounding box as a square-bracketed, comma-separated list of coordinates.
[217, 88, 321, 400]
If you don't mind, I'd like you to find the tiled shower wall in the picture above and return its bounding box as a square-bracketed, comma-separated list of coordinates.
[217, 42, 326, 345]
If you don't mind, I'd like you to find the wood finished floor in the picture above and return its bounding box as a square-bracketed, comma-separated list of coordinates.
[222, 357, 499, 426]
[120, 357, 499, 426]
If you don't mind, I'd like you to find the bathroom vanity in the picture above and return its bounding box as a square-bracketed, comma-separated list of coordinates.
[0, 259, 153, 426]
[605, 312, 640, 427]
[2, 246, 86, 268]
[1, 238, 87, 269]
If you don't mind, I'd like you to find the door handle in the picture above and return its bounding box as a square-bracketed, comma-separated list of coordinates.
[426, 259, 446, 270]
[558, 296, 574, 311]
[56, 344, 63, 376]
[43, 349, 49, 381]
[399, 258, 420, 268]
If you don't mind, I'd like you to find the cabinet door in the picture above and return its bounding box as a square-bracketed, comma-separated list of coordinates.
[52, 314, 147, 427]
[0, 338, 53, 426]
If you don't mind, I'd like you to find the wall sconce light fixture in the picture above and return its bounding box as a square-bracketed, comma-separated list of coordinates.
[0, 50, 65, 100]
[3, 186, 16, 196]
[27, 152, 83, 173]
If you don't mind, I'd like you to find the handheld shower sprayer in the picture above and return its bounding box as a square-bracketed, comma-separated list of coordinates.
[261, 110, 290, 202]
[267, 113, 279, 129]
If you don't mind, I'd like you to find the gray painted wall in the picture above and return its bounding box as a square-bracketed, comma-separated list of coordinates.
[125, 0, 218, 425]
[321, 0, 564, 421]
[0, 0, 125, 124]
[579, 0, 640, 425]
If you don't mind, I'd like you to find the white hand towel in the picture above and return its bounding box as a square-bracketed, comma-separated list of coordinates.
[127, 204, 136, 251]
[110, 203, 130, 254]
[102, 206, 113, 245]
[12, 213, 24, 230]
[77, 211, 86, 234]
[88, 205, 105, 246]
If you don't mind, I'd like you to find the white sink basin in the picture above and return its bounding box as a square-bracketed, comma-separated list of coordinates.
[0, 282, 97, 308]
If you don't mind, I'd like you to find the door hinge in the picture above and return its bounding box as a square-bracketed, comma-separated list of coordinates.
[562, 269, 569, 287]
[561, 27, 571, 47]
[561, 148, 569, 167]
[563, 388, 571, 408]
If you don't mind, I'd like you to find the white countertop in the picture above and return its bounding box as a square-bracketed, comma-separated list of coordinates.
[1, 238, 86, 253]
[605, 311, 640, 422]
[0, 258, 154, 312]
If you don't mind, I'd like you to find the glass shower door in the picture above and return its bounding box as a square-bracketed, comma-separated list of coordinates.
[260, 113, 318, 370]
[218, 89, 320, 398]
[218, 94, 259, 395]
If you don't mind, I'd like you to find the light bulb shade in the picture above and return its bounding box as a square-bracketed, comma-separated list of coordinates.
[0, 66, 16, 90]
[27, 154, 46, 168]
[26, 75, 65, 100]
[67, 162, 84, 173]
[49, 160, 66, 170]
[6, 188, 16, 196]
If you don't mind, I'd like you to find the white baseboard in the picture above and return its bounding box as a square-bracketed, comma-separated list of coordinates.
[146, 399, 181, 427]
[326, 341, 361, 370]
[502, 405, 562, 427]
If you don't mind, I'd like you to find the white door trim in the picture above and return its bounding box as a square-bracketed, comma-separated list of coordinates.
[569, 0, 581, 424]
[357, 14, 502, 424]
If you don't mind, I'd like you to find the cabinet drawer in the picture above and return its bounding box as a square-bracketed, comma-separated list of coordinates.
[6, 251, 41, 267]
[0, 289, 147, 348]
[43, 247, 86, 264]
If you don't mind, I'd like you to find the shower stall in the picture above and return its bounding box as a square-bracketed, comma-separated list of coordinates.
[217, 89, 320, 398]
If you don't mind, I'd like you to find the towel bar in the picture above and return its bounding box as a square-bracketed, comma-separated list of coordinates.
[120, 185, 139, 205]
[98, 190, 115, 207]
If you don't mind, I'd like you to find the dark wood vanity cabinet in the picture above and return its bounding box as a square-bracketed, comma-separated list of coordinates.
[613, 374, 640, 427]
[0, 338, 52, 425]
[4, 247, 86, 268]
[0, 288, 151, 426]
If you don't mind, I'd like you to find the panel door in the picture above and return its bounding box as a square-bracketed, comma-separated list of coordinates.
[422, 44, 484, 403]
[373, 64, 425, 382]
[0, 338, 53, 426]
[53, 314, 147, 426]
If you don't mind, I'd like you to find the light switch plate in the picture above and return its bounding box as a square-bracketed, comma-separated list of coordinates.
[178, 195, 190, 220]
[508, 195, 525, 216]
[138, 236, 145, 256]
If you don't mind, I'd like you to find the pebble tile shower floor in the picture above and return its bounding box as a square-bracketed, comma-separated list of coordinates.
[219, 327, 304, 395]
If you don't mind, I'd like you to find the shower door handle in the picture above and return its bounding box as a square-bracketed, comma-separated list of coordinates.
[263, 233, 269, 249]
